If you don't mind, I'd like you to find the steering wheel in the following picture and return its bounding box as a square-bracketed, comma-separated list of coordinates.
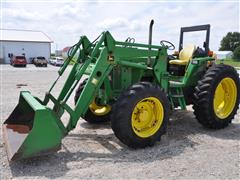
[160, 40, 175, 50]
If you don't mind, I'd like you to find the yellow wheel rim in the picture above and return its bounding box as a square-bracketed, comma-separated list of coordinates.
[214, 77, 237, 119]
[89, 99, 111, 116]
[131, 97, 164, 138]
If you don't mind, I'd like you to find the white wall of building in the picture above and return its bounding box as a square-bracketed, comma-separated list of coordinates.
[214, 51, 233, 60]
[0, 41, 51, 63]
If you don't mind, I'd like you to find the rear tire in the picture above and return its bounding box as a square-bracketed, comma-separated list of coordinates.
[74, 79, 111, 124]
[111, 82, 170, 148]
[193, 64, 240, 129]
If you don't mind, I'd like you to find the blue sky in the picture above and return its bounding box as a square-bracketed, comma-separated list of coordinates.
[1, 0, 239, 52]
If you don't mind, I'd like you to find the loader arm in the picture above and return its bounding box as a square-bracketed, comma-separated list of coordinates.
[44, 32, 116, 131]
[69, 47, 113, 130]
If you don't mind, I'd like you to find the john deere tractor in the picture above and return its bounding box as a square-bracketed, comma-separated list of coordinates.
[3, 20, 240, 161]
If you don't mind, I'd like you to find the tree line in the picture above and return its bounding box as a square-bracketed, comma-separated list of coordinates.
[219, 32, 240, 60]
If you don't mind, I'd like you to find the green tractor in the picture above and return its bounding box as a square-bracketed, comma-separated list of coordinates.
[3, 20, 240, 161]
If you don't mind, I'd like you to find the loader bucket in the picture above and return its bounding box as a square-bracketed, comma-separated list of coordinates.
[2, 91, 64, 161]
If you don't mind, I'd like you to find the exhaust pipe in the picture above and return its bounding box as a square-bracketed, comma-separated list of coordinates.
[148, 19, 154, 66]
[148, 19, 154, 46]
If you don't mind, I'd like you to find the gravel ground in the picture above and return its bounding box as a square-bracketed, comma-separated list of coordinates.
[0, 64, 239, 180]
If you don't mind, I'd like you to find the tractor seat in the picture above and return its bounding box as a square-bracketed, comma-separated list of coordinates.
[169, 44, 196, 65]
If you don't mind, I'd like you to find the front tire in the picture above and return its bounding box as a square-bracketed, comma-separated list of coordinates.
[74, 79, 111, 124]
[111, 82, 170, 148]
[193, 64, 240, 129]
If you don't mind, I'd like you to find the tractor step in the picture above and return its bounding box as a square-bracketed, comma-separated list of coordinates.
[169, 81, 184, 88]
[169, 87, 186, 110]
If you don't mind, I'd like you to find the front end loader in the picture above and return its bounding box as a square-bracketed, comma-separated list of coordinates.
[3, 20, 240, 161]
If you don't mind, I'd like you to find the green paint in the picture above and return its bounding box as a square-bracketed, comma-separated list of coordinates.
[3, 31, 215, 161]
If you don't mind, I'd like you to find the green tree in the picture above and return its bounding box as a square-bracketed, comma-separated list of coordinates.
[233, 46, 240, 60]
[219, 32, 240, 51]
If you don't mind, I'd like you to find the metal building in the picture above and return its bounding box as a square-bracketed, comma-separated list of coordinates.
[0, 29, 53, 64]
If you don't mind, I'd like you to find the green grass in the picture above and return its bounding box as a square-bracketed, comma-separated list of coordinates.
[216, 59, 240, 68]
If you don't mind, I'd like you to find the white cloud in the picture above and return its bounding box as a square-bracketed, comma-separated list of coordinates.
[97, 18, 143, 31]
[97, 18, 128, 29]
[2, 1, 239, 51]
[58, 24, 83, 34]
[54, 3, 90, 19]
[4, 8, 47, 21]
